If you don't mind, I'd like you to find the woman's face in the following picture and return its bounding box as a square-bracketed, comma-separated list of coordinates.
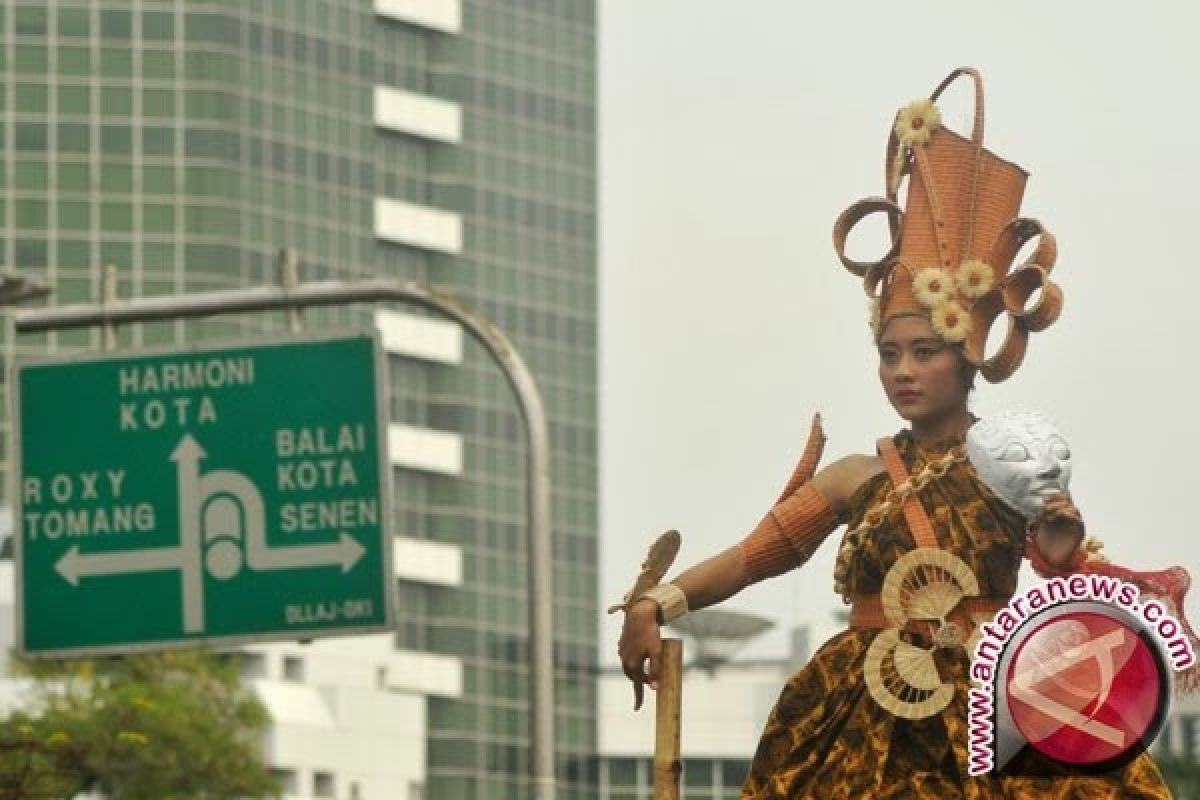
[877, 315, 970, 425]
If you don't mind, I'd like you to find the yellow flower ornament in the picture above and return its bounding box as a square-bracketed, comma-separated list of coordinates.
[890, 100, 943, 191]
[931, 301, 971, 343]
[894, 100, 942, 147]
[956, 259, 993, 299]
[912, 267, 955, 309]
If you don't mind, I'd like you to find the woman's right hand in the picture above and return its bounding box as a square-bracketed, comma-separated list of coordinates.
[618, 598, 663, 711]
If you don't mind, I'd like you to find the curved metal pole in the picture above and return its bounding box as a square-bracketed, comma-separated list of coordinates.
[14, 280, 557, 800]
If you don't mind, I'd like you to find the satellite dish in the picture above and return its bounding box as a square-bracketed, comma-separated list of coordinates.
[666, 608, 774, 675]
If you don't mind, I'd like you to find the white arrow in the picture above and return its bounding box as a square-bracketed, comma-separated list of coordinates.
[171, 433, 207, 633]
[198, 469, 366, 574]
[55, 544, 185, 587]
[246, 532, 365, 573]
[170, 433, 207, 470]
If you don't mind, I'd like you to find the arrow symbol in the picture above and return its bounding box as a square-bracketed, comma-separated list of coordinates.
[172, 433, 208, 633]
[169, 433, 207, 467]
[56, 545, 185, 587]
[247, 532, 365, 573]
[197, 469, 366, 574]
[53, 433, 370, 642]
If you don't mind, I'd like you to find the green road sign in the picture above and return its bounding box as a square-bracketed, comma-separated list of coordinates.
[14, 333, 394, 657]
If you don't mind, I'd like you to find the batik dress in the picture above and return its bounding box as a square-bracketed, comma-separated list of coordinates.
[741, 430, 1171, 800]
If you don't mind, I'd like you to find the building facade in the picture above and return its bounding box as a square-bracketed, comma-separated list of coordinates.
[597, 660, 786, 800]
[1, 1, 598, 797]
[596, 623, 821, 800]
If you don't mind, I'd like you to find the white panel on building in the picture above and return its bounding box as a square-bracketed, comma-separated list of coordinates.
[374, 197, 463, 255]
[394, 536, 463, 587]
[246, 636, 463, 699]
[374, 309, 463, 365]
[255, 681, 337, 727]
[374, 86, 462, 143]
[385, 650, 463, 697]
[373, 0, 461, 33]
[388, 424, 463, 475]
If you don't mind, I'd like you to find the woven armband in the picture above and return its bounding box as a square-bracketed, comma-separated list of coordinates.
[740, 484, 839, 583]
[637, 583, 689, 624]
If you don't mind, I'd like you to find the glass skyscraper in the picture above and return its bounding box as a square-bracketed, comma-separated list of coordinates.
[1, 1, 598, 797]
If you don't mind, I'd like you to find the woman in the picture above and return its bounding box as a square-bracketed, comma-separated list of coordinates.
[617, 68, 1173, 798]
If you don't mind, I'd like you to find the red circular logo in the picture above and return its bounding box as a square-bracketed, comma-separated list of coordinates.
[1005, 611, 1165, 766]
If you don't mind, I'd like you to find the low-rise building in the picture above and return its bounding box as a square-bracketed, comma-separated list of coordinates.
[596, 621, 836, 800]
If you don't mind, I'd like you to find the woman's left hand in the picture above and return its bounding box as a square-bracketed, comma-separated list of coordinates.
[1031, 492, 1086, 569]
[1037, 492, 1085, 539]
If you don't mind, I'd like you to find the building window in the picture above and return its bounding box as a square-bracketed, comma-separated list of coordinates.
[15, 123, 46, 152]
[99, 48, 133, 78]
[270, 768, 298, 795]
[142, 50, 175, 79]
[56, 8, 89, 37]
[58, 47, 91, 76]
[240, 652, 267, 679]
[101, 87, 133, 115]
[313, 771, 335, 798]
[16, 83, 48, 113]
[282, 655, 305, 682]
[607, 757, 636, 787]
[99, 10, 133, 39]
[144, 127, 176, 157]
[14, 45, 49, 74]
[57, 124, 89, 154]
[100, 125, 132, 156]
[142, 11, 174, 40]
[143, 90, 175, 118]
[15, 7, 48, 35]
[720, 759, 749, 788]
[683, 758, 714, 788]
[57, 85, 90, 115]
[1183, 714, 1199, 759]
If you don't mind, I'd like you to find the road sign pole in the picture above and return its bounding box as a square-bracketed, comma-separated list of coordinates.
[276, 249, 303, 334]
[14, 279, 558, 800]
[100, 265, 118, 351]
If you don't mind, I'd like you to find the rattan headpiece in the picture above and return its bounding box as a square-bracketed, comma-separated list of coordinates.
[832, 67, 1063, 383]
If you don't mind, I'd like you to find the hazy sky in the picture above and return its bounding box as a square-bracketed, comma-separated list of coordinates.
[598, 1, 1200, 665]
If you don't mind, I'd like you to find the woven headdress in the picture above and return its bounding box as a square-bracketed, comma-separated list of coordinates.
[833, 67, 1062, 383]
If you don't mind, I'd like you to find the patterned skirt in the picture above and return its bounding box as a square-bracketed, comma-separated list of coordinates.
[740, 628, 1172, 800]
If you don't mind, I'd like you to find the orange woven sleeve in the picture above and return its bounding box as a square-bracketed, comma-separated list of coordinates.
[740, 483, 839, 583]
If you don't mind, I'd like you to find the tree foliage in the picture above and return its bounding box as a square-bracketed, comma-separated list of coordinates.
[0, 649, 279, 800]
[1157, 751, 1200, 799]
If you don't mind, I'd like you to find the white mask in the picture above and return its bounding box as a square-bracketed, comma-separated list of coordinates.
[965, 409, 1072, 520]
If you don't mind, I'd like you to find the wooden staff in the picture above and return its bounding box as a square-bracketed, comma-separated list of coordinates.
[607, 532, 685, 798]
[654, 638, 683, 800]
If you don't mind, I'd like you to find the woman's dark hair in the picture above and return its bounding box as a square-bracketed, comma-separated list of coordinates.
[956, 349, 977, 393]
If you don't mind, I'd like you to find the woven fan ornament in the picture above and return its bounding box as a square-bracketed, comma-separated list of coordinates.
[880, 548, 980, 624]
[864, 548, 981, 719]
[832, 67, 1063, 383]
[864, 629, 957, 719]
[893, 639, 947, 691]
